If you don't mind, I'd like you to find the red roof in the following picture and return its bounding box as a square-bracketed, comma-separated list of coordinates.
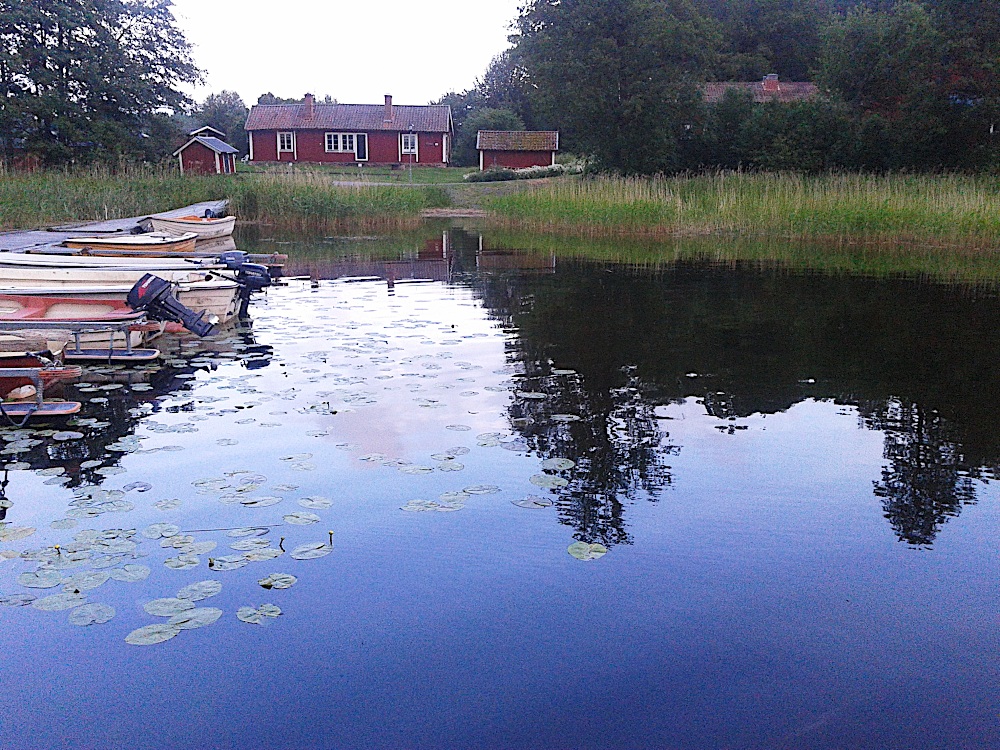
[477, 131, 559, 151]
[701, 80, 819, 104]
[245, 103, 452, 133]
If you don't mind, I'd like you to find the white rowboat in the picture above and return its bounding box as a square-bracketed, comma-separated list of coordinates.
[148, 215, 236, 240]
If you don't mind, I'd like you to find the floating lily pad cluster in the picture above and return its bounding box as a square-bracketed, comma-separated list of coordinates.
[0, 278, 610, 642]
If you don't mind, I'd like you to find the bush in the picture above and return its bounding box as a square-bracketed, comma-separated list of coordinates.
[463, 161, 586, 183]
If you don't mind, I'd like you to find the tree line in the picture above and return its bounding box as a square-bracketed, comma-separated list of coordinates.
[440, 0, 1000, 172]
[2, 1, 998, 173]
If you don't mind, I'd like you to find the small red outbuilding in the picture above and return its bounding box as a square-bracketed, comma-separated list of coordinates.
[477, 131, 559, 171]
[174, 128, 239, 175]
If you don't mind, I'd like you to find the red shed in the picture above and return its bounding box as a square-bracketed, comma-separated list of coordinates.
[173, 135, 239, 175]
[477, 131, 559, 170]
[245, 94, 453, 166]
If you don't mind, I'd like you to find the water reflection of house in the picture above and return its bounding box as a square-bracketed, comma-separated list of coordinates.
[284, 232, 452, 282]
[475, 235, 556, 272]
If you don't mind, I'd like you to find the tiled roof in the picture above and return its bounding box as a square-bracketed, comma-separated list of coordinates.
[245, 103, 452, 133]
[701, 81, 820, 104]
[477, 131, 559, 151]
[173, 136, 238, 156]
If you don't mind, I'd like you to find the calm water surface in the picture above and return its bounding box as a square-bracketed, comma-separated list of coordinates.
[1, 227, 999, 749]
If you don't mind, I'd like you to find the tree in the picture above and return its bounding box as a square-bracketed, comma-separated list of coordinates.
[195, 90, 249, 156]
[701, 0, 833, 81]
[817, 1, 970, 169]
[454, 107, 525, 167]
[477, 51, 534, 128]
[512, 0, 720, 173]
[0, 0, 201, 165]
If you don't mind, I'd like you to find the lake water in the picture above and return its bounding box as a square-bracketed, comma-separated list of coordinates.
[1, 226, 998, 749]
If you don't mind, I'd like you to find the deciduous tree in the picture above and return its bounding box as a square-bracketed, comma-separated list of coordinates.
[0, 0, 200, 165]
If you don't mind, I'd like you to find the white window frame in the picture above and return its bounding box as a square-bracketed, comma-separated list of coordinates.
[277, 131, 295, 156]
[325, 132, 366, 160]
[400, 132, 418, 160]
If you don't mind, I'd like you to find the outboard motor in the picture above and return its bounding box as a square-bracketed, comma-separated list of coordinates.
[127, 274, 217, 337]
[208, 251, 272, 316]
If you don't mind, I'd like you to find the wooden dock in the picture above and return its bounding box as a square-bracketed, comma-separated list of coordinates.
[0, 200, 229, 254]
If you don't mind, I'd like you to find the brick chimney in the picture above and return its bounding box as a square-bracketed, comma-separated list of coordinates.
[384, 94, 393, 123]
[303, 93, 315, 120]
[762, 74, 780, 93]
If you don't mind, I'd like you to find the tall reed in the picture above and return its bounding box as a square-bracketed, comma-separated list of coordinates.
[481, 172, 1000, 248]
[0, 166, 446, 231]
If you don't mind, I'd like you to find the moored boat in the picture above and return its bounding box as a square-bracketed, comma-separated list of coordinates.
[62, 232, 198, 255]
[146, 215, 236, 240]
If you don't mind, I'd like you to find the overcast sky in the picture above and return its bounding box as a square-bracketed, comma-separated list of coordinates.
[170, 0, 523, 108]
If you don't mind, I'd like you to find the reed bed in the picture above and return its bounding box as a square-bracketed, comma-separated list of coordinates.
[0, 165, 445, 231]
[481, 172, 1000, 249]
[225, 172, 446, 232]
[483, 227, 1000, 284]
[0, 163, 222, 229]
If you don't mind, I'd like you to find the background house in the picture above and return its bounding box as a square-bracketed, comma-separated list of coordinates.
[477, 131, 559, 170]
[173, 127, 239, 175]
[244, 94, 453, 166]
[701, 74, 819, 104]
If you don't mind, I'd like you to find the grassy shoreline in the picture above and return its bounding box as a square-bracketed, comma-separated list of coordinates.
[4, 167, 1000, 256]
[479, 172, 1000, 250]
[0, 165, 448, 232]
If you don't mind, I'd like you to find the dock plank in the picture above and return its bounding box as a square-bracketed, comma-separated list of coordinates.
[0, 200, 229, 253]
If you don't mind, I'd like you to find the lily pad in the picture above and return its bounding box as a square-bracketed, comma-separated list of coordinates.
[530, 474, 569, 489]
[240, 496, 282, 508]
[144, 597, 195, 617]
[176, 580, 222, 601]
[209, 555, 249, 571]
[109, 564, 150, 583]
[163, 554, 200, 570]
[62, 570, 110, 592]
[167, 607, 222, 630]
[33, 592, 86, 611]
[142, 523, 180, 540]
[0, 526, 35, 542]
[125, 623, 181, 646]
[18, 570, 62, 588]
[258, 573, 297, 590]
[283, 512, 320, 525]
[230, 538, 271, 551]
[243, 548, 284, 562]
[567, 542, 608, 561]
[0, 593, 36, 606]
[540, 458, 576, 471]
[298, 496, 332, 510]
[463, 484, 501, 495]
[68, 602, 115, 626]
[512, 495, 554, 509]
[289, 543, 332, 560]
[227, 527, 270, 538]
[237, 603, 282, 624]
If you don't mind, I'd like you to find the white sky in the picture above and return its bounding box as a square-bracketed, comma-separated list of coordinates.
[170, 0, 523, 108]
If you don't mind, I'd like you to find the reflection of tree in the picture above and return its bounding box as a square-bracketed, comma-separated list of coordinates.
[864, 399, 979, 547]
[452, 227, 1000, 548]
[507, 362, 678, 549]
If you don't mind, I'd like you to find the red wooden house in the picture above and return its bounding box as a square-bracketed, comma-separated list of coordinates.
[701, 74, 819, 104]
[245, 94, 453, 166]
[173, 127, 239, 175]
[477, 131, 559, 170]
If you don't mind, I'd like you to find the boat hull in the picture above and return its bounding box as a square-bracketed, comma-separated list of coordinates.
[148, 215, 236, 240]
[64, 232, 198, 255]
[0, 272, 241, 323]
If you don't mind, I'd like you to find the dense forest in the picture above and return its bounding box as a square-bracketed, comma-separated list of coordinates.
[441, 0, 1000, 172]
[2, 1, 998, 172]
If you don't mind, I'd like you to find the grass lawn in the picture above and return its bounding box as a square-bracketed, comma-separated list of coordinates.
[237, 162, 478, 184]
